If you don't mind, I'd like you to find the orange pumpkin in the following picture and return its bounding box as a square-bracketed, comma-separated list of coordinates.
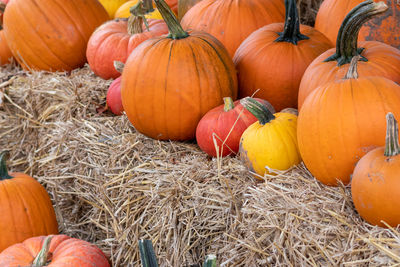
[0, 235, 110, 266]
[298, 0, 400, 109]
[180, 0, 285, 57]
[87, 11, 168, 79]
[233, 0, 332, 111]
[121, 0, 237, 141]
[0, 152, 59, 252]
[0, 30, 12, 65]
[177, 0, 202, 20]
[297, 56, 400, 186]
[3, 0, 109, 71]
[315, 0, 400, 49]
[351, 113, 400, 227]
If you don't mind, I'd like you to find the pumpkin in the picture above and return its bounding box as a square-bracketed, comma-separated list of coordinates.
[177, 0, 202, 20]
[233, 0, 332, 111]
[3, 0, 109, 71]
[352, 113, 400, 227]
[121, 0, 237, 141]
[87, 5, 168, 80]
[114, 0, 178, 19]
[180, 0, 285, 57]
[298, 0, 400, 109]
[98, 0, 129, 18]
[315, 0, 400, 49]
[0, 31, 12, 65]
[0, 152, 58, 252]
[0, 235, 110, 266]
[107, 76, 124, 115]
[297, 56, 400, 186]
[196, 97, 275, 157]
[239, 97, 301, 178]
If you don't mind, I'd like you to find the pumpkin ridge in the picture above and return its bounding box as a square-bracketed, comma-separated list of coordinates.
[1, 181, 21, 244]
[187, 42, 203, 115]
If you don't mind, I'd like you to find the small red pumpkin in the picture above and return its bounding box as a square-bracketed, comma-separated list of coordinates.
[107, 76, 124, 115]
[0, 235, 110, 266]
[196, 97, 275, 157]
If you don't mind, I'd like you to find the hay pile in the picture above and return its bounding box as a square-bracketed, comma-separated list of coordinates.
[1, 2, 400, 266]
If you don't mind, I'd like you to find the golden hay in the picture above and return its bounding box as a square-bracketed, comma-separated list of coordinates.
[1, 2, 400, 266]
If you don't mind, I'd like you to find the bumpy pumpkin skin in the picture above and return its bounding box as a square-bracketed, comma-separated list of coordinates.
[121, 31, 238, 140]
[315, 0, 400, 49]
[234, 23, 332, 111]
[87, 18, 168, 80]
[239, 112, 300, 177]
[0, 173, 59, 252]
[3, 0, 109, 72]
[298, 77, 400, 186]
[0, 30, 12, 65]
[0, 235, 110, 266]
[180, 0, 285, 57]
[298, 41, 400, 109]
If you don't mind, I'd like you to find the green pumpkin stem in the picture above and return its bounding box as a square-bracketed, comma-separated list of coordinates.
[143, 0, 154, 13]
[223, 97, 235, 112]
[384, 113, 400, 157]
[324, 0, 388, 66]
[0, 151, 12, 180]
[154, 0, 189, 39]
[32, 236, 53, 267]
[240, 97, 275, 125]
[344, 55, 360, 79]
[129, 1, 150, 34]
[275, 0, 309, 44]
[139, 239, 159, 267]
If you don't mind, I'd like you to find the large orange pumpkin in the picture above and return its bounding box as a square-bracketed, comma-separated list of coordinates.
[87, 10, 168, 79]
[351, 113, 400, 227]
[0, 152, 59, 252]
[180, 0, 285, 57]
[298, 0, 400, 109]
[297, 56, 400, 186]
[315, 0, 400, 49]
[0, 235, 110, 266]
[121, 0, 237, 140]
[0, 30, 12, 65]
[233, 0, 332, 111]
[3, 0, 109, 71]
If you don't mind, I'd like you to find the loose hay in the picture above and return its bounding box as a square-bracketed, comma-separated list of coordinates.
[1, 4, 400, 266]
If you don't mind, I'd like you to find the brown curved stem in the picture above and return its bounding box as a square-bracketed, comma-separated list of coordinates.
[0, 151, 12, 180]
[344, 55, 360, 79]
[223, 97, 235, 112]
[384, 113, 400, 157]
[32, 236, 53, 267]
[129, 1, 151, 34]
[154, 0, 189, 39]
[275, 0, 309, 45]
[240, 97, 275, 125]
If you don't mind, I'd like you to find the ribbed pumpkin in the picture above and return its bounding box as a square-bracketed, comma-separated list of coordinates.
[98, 0, 129, 18]
[352, 113, 400, 227]
[87, 6, 168, 79]
[107, 76, 124, 115]
[121, 0, 237, 141]
[298, 56, 400, 186]
[177, 0, 202, 20]
[315, 0, 400, 49]
[3, 0, 109, 71]
[180, 0, 285, 57]
[234, 0, 332, 111]
[0, 235, 110, 266]
[239, 97, 301, 178]
[196, 97, 275, 157]
[298, 0, 400, 109]
[0, 152, 59, 252]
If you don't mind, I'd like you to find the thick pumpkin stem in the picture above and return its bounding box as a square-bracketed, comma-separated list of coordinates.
[384, 113, 400, 157]
[223, 97, 235, 112]
[240, 97, 275, 125]
[154, 0, 189, 39]
[128, 1, 149, 34]
[344, 55, 360, 79]
[0, 151, 12, 180]
[32, 236, 53, 267]
[324, 0, 388, 66]
[275, 0, 309, 44]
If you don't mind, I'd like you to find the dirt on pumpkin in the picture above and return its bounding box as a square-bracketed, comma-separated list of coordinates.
[1, 1, 400, 266]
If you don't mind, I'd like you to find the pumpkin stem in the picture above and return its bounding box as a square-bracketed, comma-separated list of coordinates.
[0, 151, 13, 180]
[32, 236, 53, 267]
[128, 1, 149, 34]
[154, 0, 189, 39]
[384, 113, 400, 157]
[223, 97, 235, 112]
[114, 61, 125, 74]
[275, 0, 309, 44]
[240, 97, 275, 125]
[324, 0, 388, 66]
[344, 55, 360, 79]
[139, 239, 159, 267]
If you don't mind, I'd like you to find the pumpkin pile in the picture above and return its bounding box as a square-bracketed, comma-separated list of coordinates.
[0, 0, 400, 264]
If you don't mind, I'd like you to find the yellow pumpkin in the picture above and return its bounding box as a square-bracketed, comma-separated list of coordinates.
[99, 0, 129, 18]
[114, 0, 163, 19]
[239, 97, 301, 178]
